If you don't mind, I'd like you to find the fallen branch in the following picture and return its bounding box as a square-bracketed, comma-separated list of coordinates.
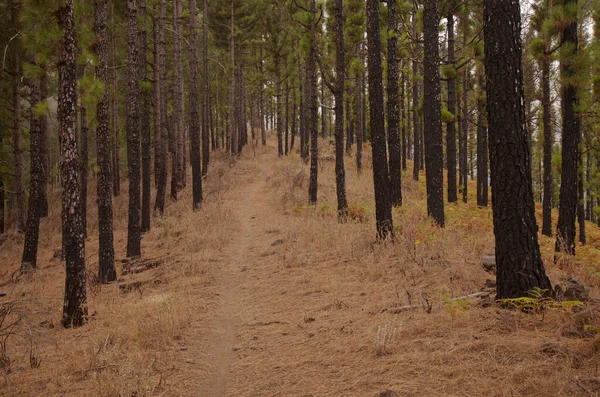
[387, 291, 492, 314]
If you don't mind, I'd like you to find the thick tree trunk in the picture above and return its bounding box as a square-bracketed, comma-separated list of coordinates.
[484, 0, 552, 299]
[308, 0, 319, 205]
[126, 0, 141, 258]
[140, 0, 151, 232]
[555, 0, 579, 256]
[334, 0, 348, 221]
[58, 0, 87, 327]
[94, 0, 116, 283]
[190, 0, 203, 209]
[367, 0, 394, 239]
[446, 11, 457, 203]
[387, 0, 402, 207]
[11, 0, 24, 233]
[423, 0, 445, 227]
[21, 76, 43, 269]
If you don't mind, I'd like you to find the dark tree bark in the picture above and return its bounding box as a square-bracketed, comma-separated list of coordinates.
[401, 63, 407, 171]
[94, 0, 116, 283]
[345, 87, 353, 153]
[308, 0, 319, 205]
[285, 81, 290, 155]
[555, 0, 579, 256]
[276, 53, 283, 157]
[21, 75, 43, 269]
[78, 66, 89, 238]
[387, 0, 402, 207]
[58, 0, 87, 327]
[39, 69, 49, 218]
[154, 0, 168, 214]
[126, 0, 141, 258]
[423, 0, 445, 227]
[111, 3, 120, 197]
[476, 71, 488, 207]
[139, 0, 151, 232]
[321, 78, 326, 138]
[412, 3, 420, 182]
[460, 67, 469, 203]
[11, 0, 25, 233]
[171, 0, 181, 198]
[175, 0, 185, 189]
[578, 154, 585, 245]
[154, 21, 161, 187]
[291, 87, 297, 151]
[367, 0, 394, 239]
[202, 0, 210, 175]
[483, 0, 552, 299]
[541, 44, 552, 236]
[190, 0, 203, 209]
[446, 9, 457, 203]
[0, 178, 4, 235]
[260, 45, 267, 146]
[334, 0, 348, 221]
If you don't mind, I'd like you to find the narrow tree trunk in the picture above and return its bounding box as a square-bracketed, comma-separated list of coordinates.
[190, 0, 203, 209]
[446, 10, 457, 203]
[126, 0, 141, 258]
[154, 21, 161, 187]
[555, 0, 579, 256]
[59, 0, 87, 327]
[578, 143, 586, 245]
[79, 67, 89, 238]
[484, 0, 552, 298]
[285, 81, 290, 155]
[21, 75, 43, 269]
[11, 0, 24, 233]
[111, 3, 120, 197]
[39, 69, 49, 218]
[321, 77, 326, 138]
[202, 0, 210, 174]
[387, 0, 402, 207]
[367, 0, 394, 239]
[423, 0, 445, 227]
[140, 0, 151, 232]
[476, 71, 488, 207]
[461, 68, 469, 203]
[308, 0, 319, 205]
[94, 0, 116, 283]
[401, 63, 407, 171]
[412, 3, 420, 181]
[541, 44, 553, 236]
[334, 0, 348, 221]
[260, 45, 266, 146]
[154, 0, 168, 214]
[175, 0, 185, 189]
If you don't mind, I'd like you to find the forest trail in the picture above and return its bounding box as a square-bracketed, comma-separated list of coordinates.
[196, 147, 278, 396]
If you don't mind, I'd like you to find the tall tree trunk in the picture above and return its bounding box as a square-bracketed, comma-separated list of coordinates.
[285, 81, 290, 155]
[140, 0, 151, 232]
[58, 0, 87, 327]
[308, 0, 319, 205]
[94, 0, 116, 283]
[276, 53, 283, 157]
[154, 0, 168, 214]
[171, 0, 181, 198]
[484, 0, 552, 299]
[541, 41, 553, 236]
[291, 87, 297, 151]
[79, 66, 89, 238]
[476, 72, 488, 207]
[260, 45, 266, 146]
[39, 68, 49, 218]
[321, 77, 326, 138]
[555, 0, 579, 256]
[190, 0, 203, 209]
[126, 0, 141, 258]
[111, 3, 120, 197]
[423, 0, 445, 227]
[0, 178, 4, 235]
[175, 0, 185, 188]
[367, 0, 394, 239]
[460, 68, 469, 203]
[154, 22, 161, 187]
[11, 0, 24, 233]
[334, 0, 348, 221]
[202, 0, 210, 175]
[412, 3, 420, 182]
[387, 0, 402, 207]
[446, 9, 457, 203]
[21, 75, 43, 269]
[401, 63, 407, 171]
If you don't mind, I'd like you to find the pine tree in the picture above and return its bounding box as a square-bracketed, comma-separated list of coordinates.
[59, 0, 87, 327]
[154, 0, 168, 214]
[367, 0, 393, 239]
[423, 0, 445, 227]
[94, 0, 116, 283]
[190, 0, 203, 209]
[483, 0, 552, 298]
[140, 0, 151, 232]
[126, 0, 141, 258]
[387, 0, 402, 207]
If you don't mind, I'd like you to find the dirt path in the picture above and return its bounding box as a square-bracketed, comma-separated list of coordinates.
[197, 150, 276, 396]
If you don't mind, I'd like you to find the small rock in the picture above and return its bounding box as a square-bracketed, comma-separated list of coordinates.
[562, 277, 589, 301]
[232, 345, 242, 352]
[482, 253, 496, 273]
[271, 239, 285, 246]
[378, 391, 399, 397]
[186, 358, 194, 364]
[485, 279, 496, 288]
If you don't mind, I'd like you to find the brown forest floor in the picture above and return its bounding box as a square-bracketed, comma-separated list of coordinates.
[2, 138, 600, 396]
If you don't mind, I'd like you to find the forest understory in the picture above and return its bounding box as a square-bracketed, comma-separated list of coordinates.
[1, 139, 600, 397]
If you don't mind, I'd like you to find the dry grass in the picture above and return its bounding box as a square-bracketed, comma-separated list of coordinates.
[1, 138, 600, 396]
